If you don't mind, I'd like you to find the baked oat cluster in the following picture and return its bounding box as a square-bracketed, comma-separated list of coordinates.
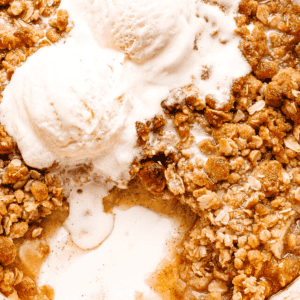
[0, 126, 68, 300]
[133, 1, 300, 299]
[0, 1, 70, 299]
[0, 0, 72, 97]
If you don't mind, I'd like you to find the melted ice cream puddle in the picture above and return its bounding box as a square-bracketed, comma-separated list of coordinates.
[64, 183, 115, 250]
[38, 206, 174, 300]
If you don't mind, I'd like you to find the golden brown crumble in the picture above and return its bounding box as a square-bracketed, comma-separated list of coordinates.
[0, 134, 67, 299]
[0, 0, 72, 96]
[198, 139, 216, 155]
[0, 2, 70, 299]
[130, 1, 300, 299]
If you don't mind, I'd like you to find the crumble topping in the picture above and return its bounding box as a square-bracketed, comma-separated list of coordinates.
[0, 1, 71, 299]
[0, 137, 67, 299]
[131, 1, 300, 299]
[0, 0, 72, 97]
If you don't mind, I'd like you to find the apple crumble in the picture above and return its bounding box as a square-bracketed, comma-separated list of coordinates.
[130, 1, 300, 299]
[0, 0, 300, 299]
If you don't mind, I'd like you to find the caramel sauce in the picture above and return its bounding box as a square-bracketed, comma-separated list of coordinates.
[146, 257, 184, 300]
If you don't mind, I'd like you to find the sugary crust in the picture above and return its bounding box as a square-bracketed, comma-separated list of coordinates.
[134, 1, 300, 299]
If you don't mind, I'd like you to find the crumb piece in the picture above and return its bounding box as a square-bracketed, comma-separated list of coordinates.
[254, 61, 277, 80]
[29, 170, 41, 180]
[248, 100, 265, 115]
[8, 1, 25, 15]
[284, 137, 300, 152]
[228, 173, 241, 184]
[196, 190, 223, 211]
[198, 139, 216, 155]
[219, 138, 238, 156]
[10, 222, 28, 239]
[205, 108, 232, 127]
[0, 237, 16, 265]
[32, 227, 43, 238]
[295, 187, 300, 201]
[165, 164, 185, 195]
[31, 181, 48, 201]
[138, 161, 166, 194]
[213, 124, 238, 142]
[259, 230, 271, 243]
[46, 28, 60, 43]
[0, 126, 14, 154]
[223, 188, 245, 208]
[233, 110, 245, 123]
[192, 169, 209, 187]
[56, 9, 68, 31]
[238, 124, 255, 140]
[15, 276, 37, 300]
[255, 160, 285, 196]
[204, 156, 229, 183]
[136, 121, 150, 142]
[249, 150, 261, 165]
[173, 112, 188, 126]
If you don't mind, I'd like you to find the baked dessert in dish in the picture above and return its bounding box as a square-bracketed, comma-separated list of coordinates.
[0, 0, 300, 299]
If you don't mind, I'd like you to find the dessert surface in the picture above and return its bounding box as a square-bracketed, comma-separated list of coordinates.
[0, 0, 300, 300]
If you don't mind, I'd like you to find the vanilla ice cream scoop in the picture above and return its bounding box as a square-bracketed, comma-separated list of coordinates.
[0, 43, 131, 169]
[79, 0, 195, 63]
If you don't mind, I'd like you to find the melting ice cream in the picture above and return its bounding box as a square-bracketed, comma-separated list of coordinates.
[82, 0, 196, 64]
[0, 0, 250, 255]
[0, 44, 129, 169]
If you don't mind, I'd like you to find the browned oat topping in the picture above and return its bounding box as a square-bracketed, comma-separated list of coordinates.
[0, 0, 72, 97]
[130, 1, 300, 299]
[0, 1, 71, 299]
[0, 136, 68, 299]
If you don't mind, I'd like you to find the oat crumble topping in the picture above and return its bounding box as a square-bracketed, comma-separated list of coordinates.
[0, 1, 71, 299]
[131, 1, 300, 299]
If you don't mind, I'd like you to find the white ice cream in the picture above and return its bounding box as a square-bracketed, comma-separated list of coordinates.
[80, 0, 196, 64]
[0, 43, 130, 169]
[0, 0, 251, 176]
[64, 183, 115, 250]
